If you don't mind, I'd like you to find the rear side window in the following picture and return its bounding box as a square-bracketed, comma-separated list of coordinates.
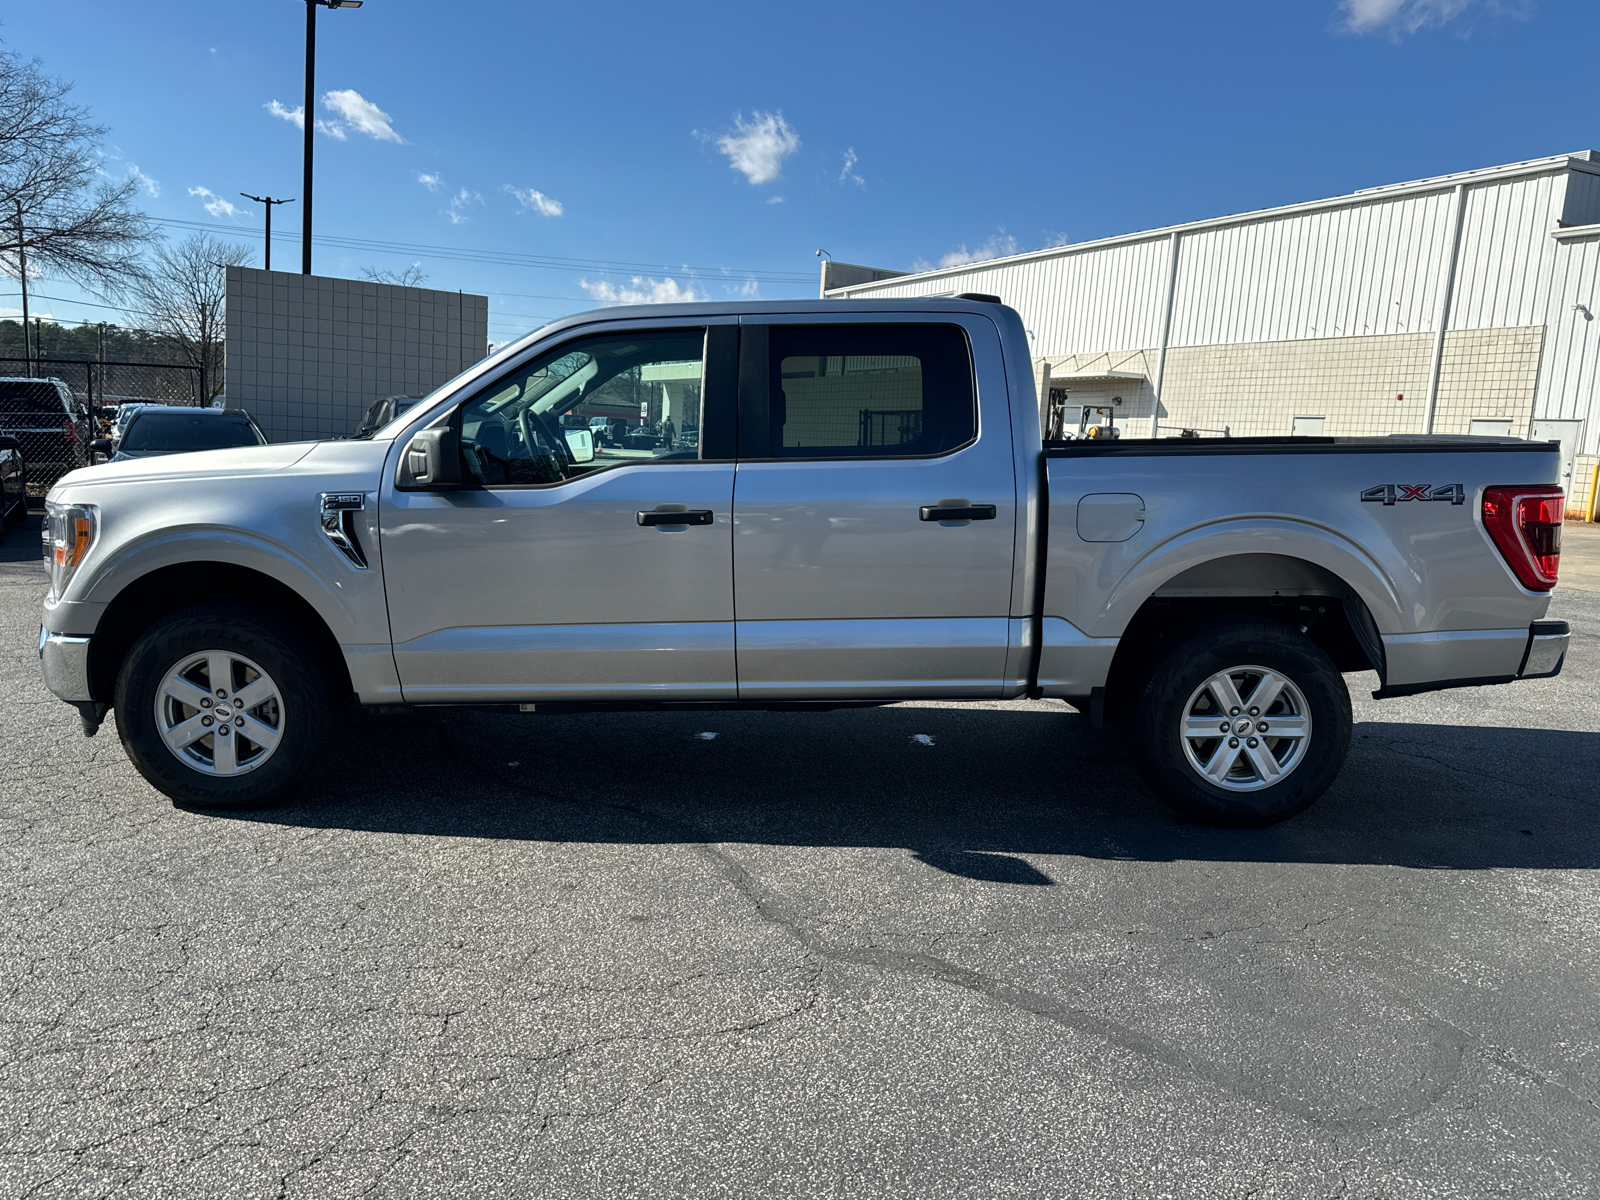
[766, 324, 975, 458]
[0, 382, 68, 415]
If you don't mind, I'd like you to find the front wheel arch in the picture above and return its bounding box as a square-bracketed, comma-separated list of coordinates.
[88, 562, 352, 706]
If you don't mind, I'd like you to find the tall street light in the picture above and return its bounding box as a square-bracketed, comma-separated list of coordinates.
[303, 0, 363, 275]
[241, 194, 294, 271]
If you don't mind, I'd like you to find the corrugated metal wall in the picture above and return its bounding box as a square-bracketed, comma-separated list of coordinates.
[836, 157, 1600, 450]
[1535, 232, 1600, 453]
[1169, 190, 1455, 346]
[1452, 171, 1567, 330]
[1562, 169, 1600, 227]
[848, 236, 1172, 358]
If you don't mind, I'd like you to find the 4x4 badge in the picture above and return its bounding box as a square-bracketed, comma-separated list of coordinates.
[1361, 483, 1465, 506]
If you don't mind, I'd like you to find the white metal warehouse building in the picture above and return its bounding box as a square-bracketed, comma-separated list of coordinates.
[824, 151, 1600, 517]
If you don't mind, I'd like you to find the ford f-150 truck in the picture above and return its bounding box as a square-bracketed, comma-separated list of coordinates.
[38, 298, 1571, 825]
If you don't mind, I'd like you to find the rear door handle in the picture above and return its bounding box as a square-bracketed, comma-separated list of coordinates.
[637, 509, 714, 526]
[919, 504, 997, 522]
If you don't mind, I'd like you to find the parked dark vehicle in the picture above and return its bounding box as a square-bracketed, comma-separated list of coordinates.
[89, 408, 267, 463]
[354, 396, 423, 439]
[0, 377, 87, 484]
[0, 434, 26, 541]
[624, 425, 660, 449]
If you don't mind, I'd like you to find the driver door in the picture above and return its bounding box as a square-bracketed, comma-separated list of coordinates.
[379, 323, 737, 703]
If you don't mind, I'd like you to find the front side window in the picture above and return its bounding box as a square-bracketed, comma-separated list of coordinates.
[458, 329, 704, 487]
[767, 324, 975, 458]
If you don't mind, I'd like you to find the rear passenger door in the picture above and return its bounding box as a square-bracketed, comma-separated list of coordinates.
[731, 316, 1018, 699]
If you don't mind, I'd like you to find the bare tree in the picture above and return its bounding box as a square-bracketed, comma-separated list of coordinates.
[360, 262, 428, 287]
[0, 45, 151, 293]
[123, 234, 251, 401]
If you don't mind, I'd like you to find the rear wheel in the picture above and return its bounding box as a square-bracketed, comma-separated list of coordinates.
[114, 605, 335, 809]
[1132, 619, 1352, 827]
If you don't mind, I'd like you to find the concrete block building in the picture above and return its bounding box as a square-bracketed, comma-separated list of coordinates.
[224, 267, 488, 444]
[823, 152, 1600, 518]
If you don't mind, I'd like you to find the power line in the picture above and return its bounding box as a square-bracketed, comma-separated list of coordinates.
[148, 216, 816, 283]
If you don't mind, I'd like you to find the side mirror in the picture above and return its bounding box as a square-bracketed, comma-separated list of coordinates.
[396, 426, 462, 490]
[89, 438, 112, 457]
[563, 428, 595, 463]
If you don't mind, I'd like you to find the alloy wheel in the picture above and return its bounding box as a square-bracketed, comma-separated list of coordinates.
[153, 650, 285, 776]
[1179, 664, 1312, 792]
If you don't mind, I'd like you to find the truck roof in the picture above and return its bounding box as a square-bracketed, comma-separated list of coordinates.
[511, 296, 1018, 356]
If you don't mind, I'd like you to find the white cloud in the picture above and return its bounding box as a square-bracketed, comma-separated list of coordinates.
[267, 100, 305, 130]
[268, 91, 401, 141]
[731, 278, 760, 298]
[935, 232, 1022, 269]
[188, 186, 237, 220]
[714, 111, 799, 185]
[444, 188, 482, 225]
[322, 89, 402, 142]
[580, 276, 705, 305]
[1337, 0, 1522, 35]
[839, 147, 865, 188]
[1042, 231, 1072, 249]
[767, 195, 784, 204]
[504, 185, 564, 216]
[417, 171, 445, 192]
[125, 164, 160, 197]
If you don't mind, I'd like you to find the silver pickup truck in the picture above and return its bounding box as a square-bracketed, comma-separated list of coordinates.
[38, 298, 1571, 826]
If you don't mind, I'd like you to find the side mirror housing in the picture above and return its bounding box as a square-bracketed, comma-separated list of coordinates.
[89, 438, 112, 457]
[396, 426, 462, 490]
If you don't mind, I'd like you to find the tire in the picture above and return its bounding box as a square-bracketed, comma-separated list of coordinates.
[1132, 618, 1352, 827]
[114, 604, 336, 810]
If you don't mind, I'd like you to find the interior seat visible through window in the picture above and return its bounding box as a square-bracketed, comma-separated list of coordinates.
[457, 329, 707, 487]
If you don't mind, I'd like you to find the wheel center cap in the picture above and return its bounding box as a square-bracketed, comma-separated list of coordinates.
[1234, 719, 1253, 735]
[216, 704, 234, 721]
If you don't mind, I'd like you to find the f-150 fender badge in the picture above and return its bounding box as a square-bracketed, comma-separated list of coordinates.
[1360, 483, 1465, 506]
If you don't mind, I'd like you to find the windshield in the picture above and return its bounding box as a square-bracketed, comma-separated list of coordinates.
[121, 413, 264, 453]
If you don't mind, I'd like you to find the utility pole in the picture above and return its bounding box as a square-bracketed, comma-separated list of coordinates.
[241, 194, 294, 271]
[302, 0, 364, 275]
[14, 202, 30, 376]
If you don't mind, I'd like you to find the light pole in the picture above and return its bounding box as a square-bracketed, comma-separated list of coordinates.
[241, 194, 295, 271]
[302, 0, 363, 275]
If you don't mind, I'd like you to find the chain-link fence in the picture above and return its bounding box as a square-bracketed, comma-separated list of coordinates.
[0, 357, 204, 499]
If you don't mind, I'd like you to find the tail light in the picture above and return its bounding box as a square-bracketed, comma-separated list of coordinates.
[63, 417, 77, 442]
[1482, 486, 1563, 591]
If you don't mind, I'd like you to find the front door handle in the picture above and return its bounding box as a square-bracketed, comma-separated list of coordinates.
[919, 503, 997, 522]
[637, 509, 714, 527]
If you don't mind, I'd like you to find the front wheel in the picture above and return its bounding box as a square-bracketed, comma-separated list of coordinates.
[114, 605, 336, 809]
[1132, 619, 1352, 827]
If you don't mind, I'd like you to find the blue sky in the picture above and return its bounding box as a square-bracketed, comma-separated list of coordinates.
[3, 0, 1596, 345]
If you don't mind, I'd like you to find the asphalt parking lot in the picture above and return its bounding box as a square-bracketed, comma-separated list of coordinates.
[3, 514, 1598, 1199]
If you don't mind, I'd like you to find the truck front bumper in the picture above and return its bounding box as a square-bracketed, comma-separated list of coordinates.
[39, 626, 93, 703]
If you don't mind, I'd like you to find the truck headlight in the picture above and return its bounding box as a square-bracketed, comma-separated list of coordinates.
[43, 501, 97, 603]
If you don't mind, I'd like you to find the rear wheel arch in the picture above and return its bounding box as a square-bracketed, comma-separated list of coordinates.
[88, 562, 352, 705]
[1101, 554, 1386, 720]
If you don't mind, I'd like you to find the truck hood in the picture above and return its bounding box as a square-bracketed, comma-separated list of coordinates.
[53, 441, 321, 489]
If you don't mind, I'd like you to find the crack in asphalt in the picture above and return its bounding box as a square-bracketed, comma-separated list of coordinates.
[432, 718, 1498, 1137]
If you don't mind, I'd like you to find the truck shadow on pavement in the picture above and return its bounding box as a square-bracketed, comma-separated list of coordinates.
[221, 703, 1600, 877]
